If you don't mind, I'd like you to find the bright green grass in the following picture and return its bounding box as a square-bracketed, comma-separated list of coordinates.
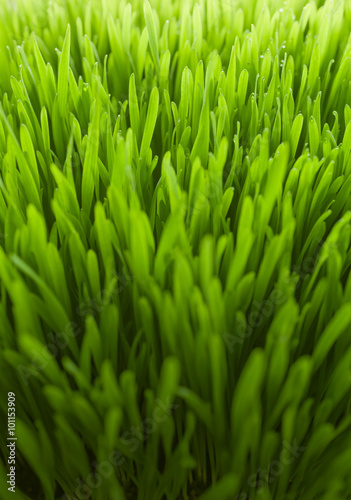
[1, 0, 351, 498]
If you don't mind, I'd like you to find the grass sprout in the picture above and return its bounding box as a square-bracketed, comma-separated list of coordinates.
[0, 0, 351, 499]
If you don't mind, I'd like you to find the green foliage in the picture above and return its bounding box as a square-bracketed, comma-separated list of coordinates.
[0, 0, 351, 499]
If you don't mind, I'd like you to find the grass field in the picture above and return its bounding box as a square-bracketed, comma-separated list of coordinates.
[1, 0, 351, 498]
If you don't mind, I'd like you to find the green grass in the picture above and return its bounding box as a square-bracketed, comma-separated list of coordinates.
[1, 0, 351, 498]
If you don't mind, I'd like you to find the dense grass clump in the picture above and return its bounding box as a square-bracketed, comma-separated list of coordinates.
[1, 0, 351, 498]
